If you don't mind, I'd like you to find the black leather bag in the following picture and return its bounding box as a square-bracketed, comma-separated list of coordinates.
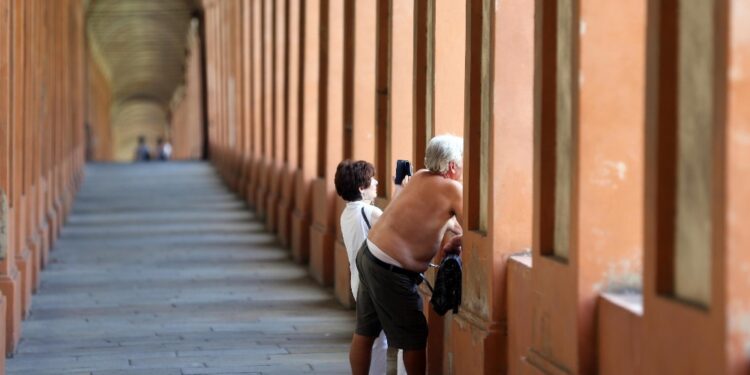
[430, 254, 462, 315]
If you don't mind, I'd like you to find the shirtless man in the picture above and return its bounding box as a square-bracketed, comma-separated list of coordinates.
[350, 134, 464, 375]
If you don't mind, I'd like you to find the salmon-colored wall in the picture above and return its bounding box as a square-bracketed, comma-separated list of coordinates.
[386, 0, 414, 197]
[351, 0, 376, 165]
[433, 0, 465, 137]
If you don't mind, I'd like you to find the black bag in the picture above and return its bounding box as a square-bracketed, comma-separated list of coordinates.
[430, 254, 462, 315]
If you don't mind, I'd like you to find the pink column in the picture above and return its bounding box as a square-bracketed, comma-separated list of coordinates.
[278, 0, 301, 248]
[266, 0, 287, 233]
[290, 0, 321, 263]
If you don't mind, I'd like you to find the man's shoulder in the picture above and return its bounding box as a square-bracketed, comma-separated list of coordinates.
[446, 178, 462, 192]
[413, 171, 461, 190]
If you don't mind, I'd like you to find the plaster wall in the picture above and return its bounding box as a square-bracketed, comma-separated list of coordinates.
[433, 0, 465, 137]
[170, 22, 204, 161]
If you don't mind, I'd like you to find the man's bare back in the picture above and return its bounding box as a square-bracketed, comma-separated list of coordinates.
[368, 169, 463, 272]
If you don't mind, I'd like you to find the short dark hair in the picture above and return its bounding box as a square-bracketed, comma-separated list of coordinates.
[335, 160, 375, 202]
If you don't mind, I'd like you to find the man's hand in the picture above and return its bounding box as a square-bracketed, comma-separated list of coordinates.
[442, 234, 462, 256]
[392, 173, 410, 199]
[446, 217, 462, 236]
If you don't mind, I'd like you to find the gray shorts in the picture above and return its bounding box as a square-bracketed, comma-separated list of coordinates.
[354, 242, 428, 350]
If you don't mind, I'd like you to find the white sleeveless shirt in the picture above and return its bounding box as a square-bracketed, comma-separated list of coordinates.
[340, 201, 382, 298]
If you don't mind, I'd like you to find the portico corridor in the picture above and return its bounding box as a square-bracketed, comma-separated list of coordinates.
[6, 163, 351, 375]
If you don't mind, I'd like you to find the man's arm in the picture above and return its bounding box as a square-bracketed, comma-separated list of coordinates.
[450, 181, 464, 227]
[391, 173, 410, 200]
[445, 181, 464, 256]
[438, 181, 464, 256]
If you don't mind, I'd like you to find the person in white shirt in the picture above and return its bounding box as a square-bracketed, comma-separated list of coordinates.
[335, 160, 405, 375]
[156, 137, 172, 161]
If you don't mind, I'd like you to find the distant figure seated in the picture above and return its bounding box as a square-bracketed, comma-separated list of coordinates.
[156, 137, 172, 161]
[134, 136, 151, 162]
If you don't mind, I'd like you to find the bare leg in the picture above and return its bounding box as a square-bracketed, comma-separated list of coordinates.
[403, 349, 426, 375]
[350, 333, 377, 375]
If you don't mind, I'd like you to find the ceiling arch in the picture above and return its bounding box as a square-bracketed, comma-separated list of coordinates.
[86, 0, 198, 160]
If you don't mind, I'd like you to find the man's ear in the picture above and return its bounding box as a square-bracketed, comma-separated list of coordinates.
[448, 161, 457, 174]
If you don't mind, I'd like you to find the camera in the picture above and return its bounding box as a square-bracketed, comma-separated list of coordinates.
[394, 160, 412, 185]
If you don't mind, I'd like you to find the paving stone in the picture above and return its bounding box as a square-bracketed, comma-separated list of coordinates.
[92, 370, 182, 375]
[9, 370, 92, 375]
[7, 163, 354, 375]
[180, 363, 312, 374]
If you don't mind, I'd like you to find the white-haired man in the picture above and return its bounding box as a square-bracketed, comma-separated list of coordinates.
[350, 134, 464, 375]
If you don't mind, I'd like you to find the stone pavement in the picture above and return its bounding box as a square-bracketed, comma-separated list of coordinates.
[7, 162, 354, 375]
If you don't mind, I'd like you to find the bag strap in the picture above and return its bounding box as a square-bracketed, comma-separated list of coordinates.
[361, 206, 372, 229]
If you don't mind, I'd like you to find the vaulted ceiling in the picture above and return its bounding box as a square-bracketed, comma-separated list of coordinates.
[86, 0, 199, 160]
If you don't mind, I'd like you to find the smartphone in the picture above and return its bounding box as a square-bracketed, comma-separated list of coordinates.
[394, 159, 412, 185]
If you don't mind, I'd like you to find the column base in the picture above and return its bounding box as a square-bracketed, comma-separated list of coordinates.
[276, 168, 296, 248]
[264, 165, 281, 233]
[16, 248, 32, 319]
[308, 179, 335, 285]
[246, 160, 259, 209]
[27, 234, 41, 293]
[0, 270, 22, 356]
[277, 199, 292, 248]
[47, 209, 59, 253]
[266, 193, 279, 233]
[291, 209, 310, 264]
[255, 168, 269, 220]
[334, 240, 354, 308]
[226, 154, 240, 193]
[61, 189, 73, 224]
[425, 302, 445, 375]
[448, 314, 510, 375]
[309, 223, 334, 286]
[39, 220, 50, 269]
[522, 349, 572, 375]
[53, 195, 64, 241]
[237, 157, 250, 201]
[0, 293, 7, 365]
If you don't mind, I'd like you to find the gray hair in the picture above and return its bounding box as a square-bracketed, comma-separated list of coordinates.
[424, 134, 463, 174]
